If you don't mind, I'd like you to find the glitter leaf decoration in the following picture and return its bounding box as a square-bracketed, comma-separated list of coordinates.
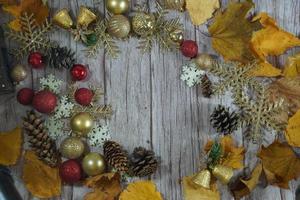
[186, 0, 220, 25]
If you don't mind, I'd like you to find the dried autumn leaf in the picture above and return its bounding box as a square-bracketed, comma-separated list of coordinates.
[186, 0, 220, 25]
[0, 0, 16, 5]
[84, 172, 122, 200]
[250, 61, 282, 77]
[267, 76, 300, 115]
[208, 0, 260, 63]
[119, 181, 163, 200]
[23, 151, 61, 198]
[205, 136, 245, 169]
[251, 13, 300, 59]
[285, 109, 300, 147]
[230, 163, 263, 199]
[0, 127, 22, 166]
[258, 141, 300, 189]
[3, 0, 49, 31]
[182, 176, 220, 200]
[284, 53, 300, 77]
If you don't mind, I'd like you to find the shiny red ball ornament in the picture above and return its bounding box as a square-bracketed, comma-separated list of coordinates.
[180, 40, 198, 58]
[71, 64, 88, 81]
[32, 90, 57, 114]
[17, 88, 34, 105]
[75, 88, 94, 106]
[28, 52, 45, 69]
[59, 159, 82, 184]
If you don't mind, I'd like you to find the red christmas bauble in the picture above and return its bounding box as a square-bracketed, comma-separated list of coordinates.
[71, 64, 88, 81]
[32, 90, 57, 114]
[28, 52, 45, 69]
[180, 40, 198, 58]
[75, 88, 94, 106]
[59, 159, 82, 184]
[17, 88, 34, 105]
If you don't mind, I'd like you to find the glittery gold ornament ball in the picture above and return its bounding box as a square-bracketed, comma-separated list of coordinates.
[70, 112, 94, 137]
[10, 64, 27, 83]
[82, 152, 106, 176]
[132, 12, 155, 36]
[105, 0, 129, 14]
[60, 137, 85, 159]
[107, 15, 131, 39]
[169, 28, 184, 44]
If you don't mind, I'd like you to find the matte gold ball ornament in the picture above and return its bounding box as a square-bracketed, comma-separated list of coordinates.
[105, 0, 129, 14]
[60, 137, 85, 159]
[169, 28, 184, 44]
[82, 152, 106, 176]
[194, 54, 215, 70]
[132, 12, 156, 36]
[10, 64, 27, 83]
[107, 15, 131, 38]
[70, 112, 94, 136]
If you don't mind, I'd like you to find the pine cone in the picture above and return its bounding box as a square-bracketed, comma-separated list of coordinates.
[47, 46, 75, 69]
[201, 75, 213, 98]
[129, 147, 158, 177]
[23, 110, 60, 167]
[103, 141, 129, 173]
[210, 105, 239, 135]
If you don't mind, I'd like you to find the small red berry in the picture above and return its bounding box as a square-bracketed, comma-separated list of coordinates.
[75, 88, 94, 106]
[17, 88, 34, 105]
[71, 64, 88, 81]
[180, 40, 198, 58]
[28, 52, 45, 69]
[32, 90, 57, 114]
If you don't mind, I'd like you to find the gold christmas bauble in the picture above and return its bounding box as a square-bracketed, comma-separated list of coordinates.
[194, 54, 215, 70]
[105, 0, 129, 14]
[107, 15, 131, 38]
[10, 64, 27, 83]
[70, 112, 94, 136]
[82, 152, 106, 176]
[169, 28, 184, 44]
[60, 137, 85, 159]
[132, 12, 155, 36]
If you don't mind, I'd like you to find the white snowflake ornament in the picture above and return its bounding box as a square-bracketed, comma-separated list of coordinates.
[45, 117, 64, 139]
[88, 124, 111, 147]
[53, 96, 74, 119]
[40, 74, 63, 94]
[180, 62, 205, 87]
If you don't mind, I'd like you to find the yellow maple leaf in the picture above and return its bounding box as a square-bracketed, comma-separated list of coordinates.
[258, 141, 300, 189]
[283, 53, 300, 77]
[208, 0, 260, 63]
[119, 181, 163, 200]
[3, 0, 49, 31]
[22, 151, 61, 198]
[231, 163, 263, 199]
[0, 127, 22, 166]
[84, 172, 122, 200]
[251, 13, 300, 59]
[205, 136, 245, 169]
[285, 109, 300, 147]
[182, 176, 220, 200]
[186, 0, 220, 25]
[250, 61, 282, 77]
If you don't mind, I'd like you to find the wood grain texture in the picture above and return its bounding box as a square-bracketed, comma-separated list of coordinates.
[0, 0, 300, 199]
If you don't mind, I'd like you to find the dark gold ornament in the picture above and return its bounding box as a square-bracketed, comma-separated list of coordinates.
[191, 169, 211, 189]
[194, 54, 215, 70]
[10, 64, 27, 83]
[53, 9, 74, 29]
[105, 0, 129, 14]
[70, 112, 94, 136]
[132, 12, 155, 36]
[212, 165, 233, 184]
[169, 28, 184, 44]
[82, 152, 106, 176]
[107, 15, 131, 38]
[77, 6, 97, 27]
[60, 137, 85, 159]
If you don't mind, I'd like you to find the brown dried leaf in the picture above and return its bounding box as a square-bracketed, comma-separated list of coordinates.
[284, 53, 300, 77]
[85, 190, 107, 200]
[285, 109, 300, 147]
[258, 141, 300, 189]
[0, 127, 22, 166]
[182, 176, 220, 200]
[22, 151, 61, 198]
[186, 0, 220, 25]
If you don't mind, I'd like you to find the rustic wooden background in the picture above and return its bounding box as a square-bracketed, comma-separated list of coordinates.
[0, 0, 300, 199]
